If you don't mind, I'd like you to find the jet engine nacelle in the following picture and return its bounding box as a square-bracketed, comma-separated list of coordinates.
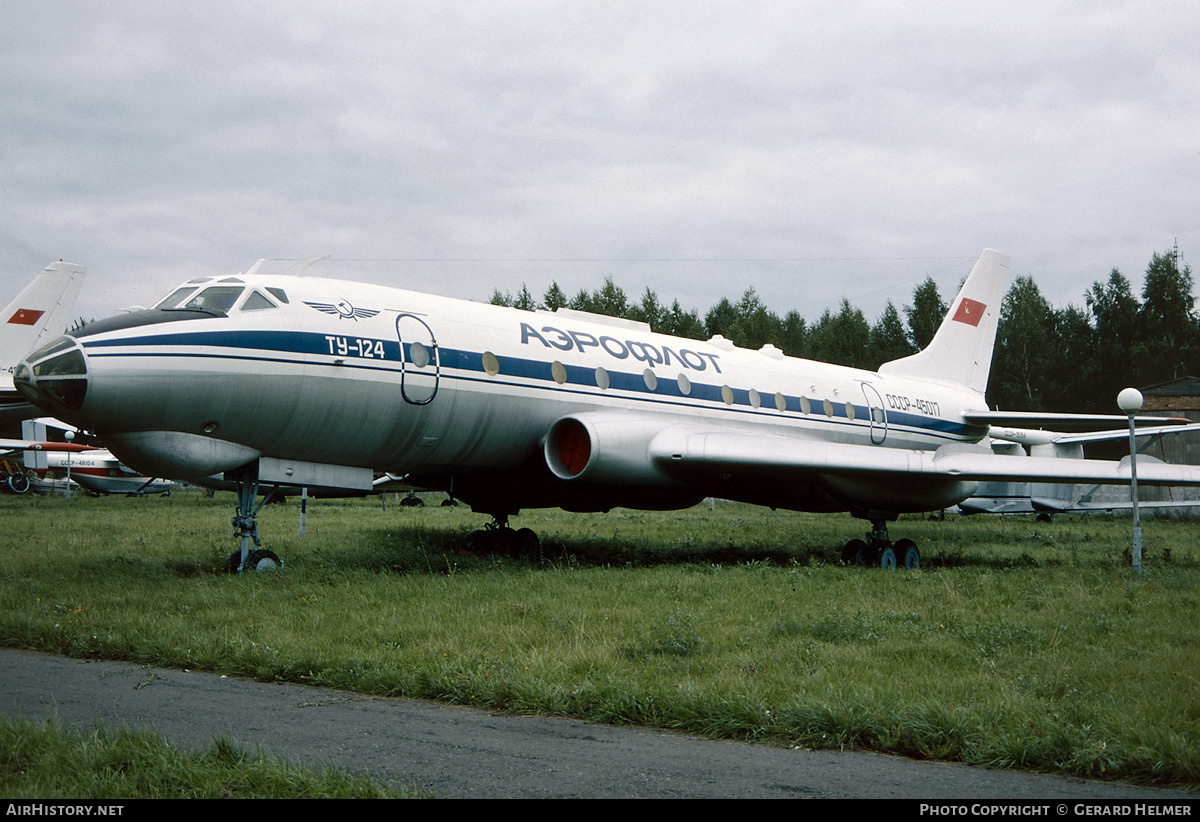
[543, 413, 705, 514]
[545, 413, 682, 487]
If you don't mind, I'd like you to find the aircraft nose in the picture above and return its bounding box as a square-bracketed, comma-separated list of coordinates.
[13, 335, 89, 414]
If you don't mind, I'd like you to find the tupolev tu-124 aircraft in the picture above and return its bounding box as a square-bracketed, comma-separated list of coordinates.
[14, 249, 1200, 571]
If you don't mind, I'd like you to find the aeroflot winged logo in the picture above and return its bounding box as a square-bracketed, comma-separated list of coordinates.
[8, 308, 45, 326]
[304, 300, 381, 321]
[952, 297, 986, 327]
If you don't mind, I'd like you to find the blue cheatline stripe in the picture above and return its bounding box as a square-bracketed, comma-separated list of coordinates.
[84, 330, 399, 359]
[83, 329, 982, 441]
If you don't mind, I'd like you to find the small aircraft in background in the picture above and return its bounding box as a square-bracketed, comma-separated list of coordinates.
[14, 249, 1200, 571]
[1, 419, 174, 496]
[1, 261, 86, 426]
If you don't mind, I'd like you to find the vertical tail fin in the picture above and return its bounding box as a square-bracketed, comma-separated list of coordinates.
[878, 249, 1009, 394]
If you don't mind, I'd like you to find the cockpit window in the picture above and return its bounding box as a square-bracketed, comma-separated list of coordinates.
[32, 348, 86, 378]
[182, 286, 244, 314]
[240, 291, 277, 312]
[266, 287, 289, 304]
[154, 286, 200, 309]
[25, 337, 76, 362]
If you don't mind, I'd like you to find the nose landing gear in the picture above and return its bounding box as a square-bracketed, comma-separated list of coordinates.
[225, 466, 283, 573]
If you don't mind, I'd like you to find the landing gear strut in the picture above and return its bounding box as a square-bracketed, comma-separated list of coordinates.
[841, 520, 920, 569]
[467, 515, 541, 562]
[224, 467, 283, 573]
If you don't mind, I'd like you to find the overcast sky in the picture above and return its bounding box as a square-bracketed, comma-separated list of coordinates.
[2, 1, 1197, 329]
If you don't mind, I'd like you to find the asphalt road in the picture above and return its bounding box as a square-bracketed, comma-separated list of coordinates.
[1, 648, 1193, 800]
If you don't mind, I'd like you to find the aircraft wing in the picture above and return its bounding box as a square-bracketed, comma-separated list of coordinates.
[964, 410, 1192, 432]
[0, 439, 29, 460]
[647, 426, 1200, 487]
[1032, 498, 1200, 513]
[987, 422, 1200, 446]
[0, 438, 92, 453]
[957, 495, 1200, 515]
[1049, 422, 1200, 445]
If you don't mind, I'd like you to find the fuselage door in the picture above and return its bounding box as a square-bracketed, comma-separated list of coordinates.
[396, 313, 440, 405]
[860, 381, 888, 445]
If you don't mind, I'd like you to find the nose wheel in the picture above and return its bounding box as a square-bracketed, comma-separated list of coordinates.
[226, 548, 283, 573]
[225, 466, 284, 573]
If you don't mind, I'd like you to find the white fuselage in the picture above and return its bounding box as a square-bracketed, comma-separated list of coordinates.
[16, 272, 989, 517]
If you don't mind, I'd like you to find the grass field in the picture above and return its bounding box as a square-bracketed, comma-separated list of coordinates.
[1, 715, 422, 799]
[2, 489, 1197, 789]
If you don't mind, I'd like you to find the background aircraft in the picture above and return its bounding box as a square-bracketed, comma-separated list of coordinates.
[1, 419, 174, 496]
[14, 249, 1200, 571]
[960, 421, 1200, 517]
[1, 261, 86, 426]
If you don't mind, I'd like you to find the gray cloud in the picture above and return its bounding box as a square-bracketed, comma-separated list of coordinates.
[2, 1, 1196, 327]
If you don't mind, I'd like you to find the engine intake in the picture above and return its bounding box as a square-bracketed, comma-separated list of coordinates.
[545, 413, 679, 487]
[543, 413, 702, 511]
[546, 417, 591, 478]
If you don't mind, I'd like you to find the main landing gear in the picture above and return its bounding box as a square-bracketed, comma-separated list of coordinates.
[466, 515, 541, 562]
[841, 520, 920, 570]
[225, 468, 283, 573]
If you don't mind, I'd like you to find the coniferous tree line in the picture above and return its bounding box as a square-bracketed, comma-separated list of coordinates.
[490, 249, 1199, 413]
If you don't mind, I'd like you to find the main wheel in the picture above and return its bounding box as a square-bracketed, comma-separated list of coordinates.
[878, 545, 897, 569]
[842, 539, 868, 566]
[466, 529, 495, 554]
[895, 539, 920, 569]
[513, 528, 541, 562]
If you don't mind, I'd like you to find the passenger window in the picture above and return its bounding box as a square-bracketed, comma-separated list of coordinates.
[241, 291, 277, 312]
[183, 286, 244, 314]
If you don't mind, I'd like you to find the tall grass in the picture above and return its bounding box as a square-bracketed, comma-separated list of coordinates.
[2, 491, 1197, 787]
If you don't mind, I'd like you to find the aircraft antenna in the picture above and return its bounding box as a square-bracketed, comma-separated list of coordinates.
[297, 255, 331, 276]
